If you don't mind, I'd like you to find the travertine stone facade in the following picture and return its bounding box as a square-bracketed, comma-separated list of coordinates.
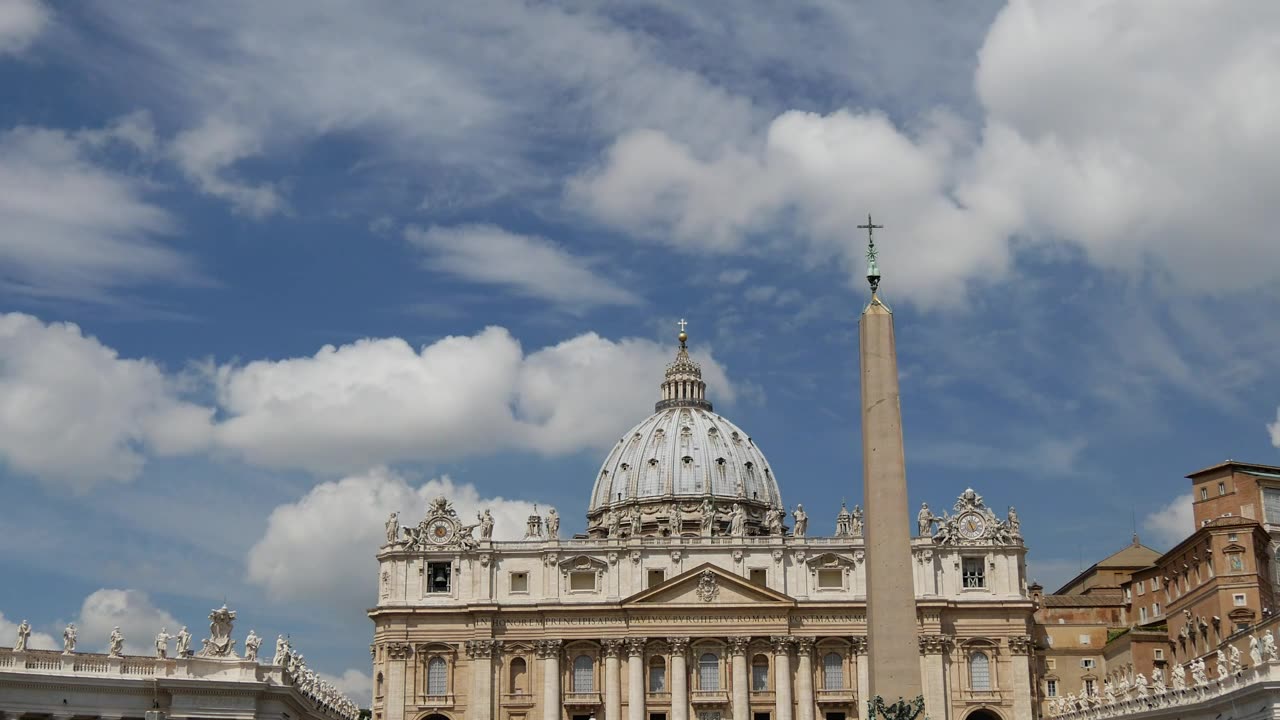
[370, 330, 1036, 720]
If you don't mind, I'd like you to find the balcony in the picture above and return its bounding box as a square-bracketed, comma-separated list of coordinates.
[416, 694, 456, 709]
[564, 692, 602, 708]
[749, 690, 775, 704]
[646, 692, 672, 705]
[690, 689, 730, 705]
[816, 689, 856, 704]
[503, 692, 536, 707]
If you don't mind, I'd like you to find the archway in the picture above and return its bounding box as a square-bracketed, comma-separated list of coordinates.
[420, 714, 451, 720]
[963, 709, 1002, 720]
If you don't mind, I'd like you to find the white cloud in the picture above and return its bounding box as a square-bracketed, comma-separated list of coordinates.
[321, 668, 373, 705]
[214, 326, 734, 472]
[0, 610, 57, 650]
[1269, 409, 1280, 449]
[1142, 494, 1194, 550]
[572, 1, 1280, 306]
[247, 468, 540, 611]
[0, 0, 48, 55]
[0, 313, 214, 490]
[170, 117, 284, 217]
[75, 589, 181, 656]
[0, 119, 195, 298]
[406, 224, 640, 308]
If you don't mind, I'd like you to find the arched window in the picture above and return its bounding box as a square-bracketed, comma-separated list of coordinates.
[699, 653, 720, 690]
[823, 652, 843, 689]
[649, 656, 666, 692]
[427, 657, 448, 696]
[376, 672, 384, 697]
[969, 652, 991, 691]
[751, 654, 769, 691]
[510, 657, 527, 693]
[573, 655, 594, 693]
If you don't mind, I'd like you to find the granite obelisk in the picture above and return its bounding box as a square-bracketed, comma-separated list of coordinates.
[858, 216, 924, 708]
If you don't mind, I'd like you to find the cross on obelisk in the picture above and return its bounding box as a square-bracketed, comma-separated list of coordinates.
[858, 214, 884, 295]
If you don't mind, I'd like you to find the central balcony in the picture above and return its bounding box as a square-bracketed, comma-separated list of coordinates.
[503, 692, 536, 707]
[416, 693, 456, 710]
[816, 689, 856, 704]
[564, 692, 602, 708]
[690, 689, 730, 705]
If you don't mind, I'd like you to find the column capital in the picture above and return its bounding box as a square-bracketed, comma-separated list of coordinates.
[770, 636, 796, 655]
[794, 637, 814, 657]
[386, 642, 413, 660]
[917, 634, 953, 655]
[535, 639, 563, 659]
[466, 639, 500, 659]
[624, 637, 648, 657]
[727, 637, 752, 656]
[1007, 635, 1034, 655]
[603, 639, 625, 658]
[668, 637, 691, 654]
[850, 636, 867, 655]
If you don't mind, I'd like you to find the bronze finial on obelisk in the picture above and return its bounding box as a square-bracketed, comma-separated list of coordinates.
[858, 215, 925, 718]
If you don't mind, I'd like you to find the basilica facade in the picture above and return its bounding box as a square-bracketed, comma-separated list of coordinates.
[369, 331, 1037, 720]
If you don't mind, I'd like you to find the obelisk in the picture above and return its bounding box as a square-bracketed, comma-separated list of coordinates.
[858, 215, 923, 709]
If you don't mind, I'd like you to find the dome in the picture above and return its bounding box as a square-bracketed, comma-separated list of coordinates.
[585, 325, 783, 536]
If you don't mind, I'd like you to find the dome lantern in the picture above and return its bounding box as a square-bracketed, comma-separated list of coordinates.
[656, 319, 712, 412]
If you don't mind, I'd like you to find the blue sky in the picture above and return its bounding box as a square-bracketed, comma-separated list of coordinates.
[2, 0, 1280, 701]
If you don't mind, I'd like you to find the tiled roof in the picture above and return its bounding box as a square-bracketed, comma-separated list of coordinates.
[1041, 591, 1126, 607]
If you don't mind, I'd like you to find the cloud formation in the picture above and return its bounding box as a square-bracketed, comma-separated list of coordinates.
[406, 224, 640, 309]
[247, 469, 540, 612]
[0, 610, 58, 650]
[1142, 493, 1194, 550]
[75, 588, 181, 656]
[0, 0, 48, 55]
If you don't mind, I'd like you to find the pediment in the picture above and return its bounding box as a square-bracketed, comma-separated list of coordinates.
[623, 563, 795, 606]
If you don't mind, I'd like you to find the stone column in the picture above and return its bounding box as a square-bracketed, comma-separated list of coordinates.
[917, 635, 949, 719]
[860, 285, 923, 704]
[538, 640, 563, 720]
[728, 637, 751, 720]
[1008, 636, 1034, 720]
[605, 639, 624, 720]
[467, 640, 498, 720]
[772, 637, 795, 720]
[626, 638, 648, 720]
[795, 638, 815, 720]
[851, 637, 869, 711]
[385, 642, 413, 720]
[669, 637, 690, 720]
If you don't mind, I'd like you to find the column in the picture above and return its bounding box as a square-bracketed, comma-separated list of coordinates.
[851, 637, 869, 711]
[728, 637, 750, 720]
[795, 639, 814, 720]
[669, 637, 690, 720]
[917, 636, 948, 720]
[772, 637, 795, 720]
[385, 643, 412, 720]
[605, 639, 624, 720]
[467, 640, 497, 720]
[538, 640, 563, 720]
[1008, 636, 1034, 720]
[626, 638, 648, 720]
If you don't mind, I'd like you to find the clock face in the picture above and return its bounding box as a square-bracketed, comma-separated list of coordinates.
[428, 519, 456, 545]
[957, 511, 987, 540]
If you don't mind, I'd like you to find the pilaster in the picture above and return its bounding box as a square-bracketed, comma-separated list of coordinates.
[795, 638, 815, 720]
[917, 635, 951, 720]
[604, 639, 624, 720]
[728, 637, 751, 720]
[537, 640, 563, 720]
[626, 638, 647, 720]
[669, 637, 690, 720]
[771, 636, 795, 720]
[1007, 635, 1034, 720]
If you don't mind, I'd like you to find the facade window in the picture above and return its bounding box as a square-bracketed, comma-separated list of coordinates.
[573, 655, 594, 693]
[1234, 593, 1247, 606]
[817, 569, 842, 589]
[1264, 487, 1280, 524]
[1139, 607, 1147, 622]
[1078, 634, 1091, 646]
[1081, 658, 1096, 669]
[1219, 481, 1227, 496]
[1201, 487, 1209, 501]
[822, 653, 843, 689]
[1153, 602, 1160, 616]
[510, 572, 528, 593]
[1229, 533, 1239, 542]
[968, 652, 991, 691]
[1084, 678, 1096, 696]
[570, 571, 597, 591]
[962, 558, 986, 589]
[749, 569, 768, 586]
[751, 655, 769, 691]
[648, 569, 666, 588]
[1046, 679, 1058, 697]
[1151, 577, 1160, 591]
[698, 653, 720, 690]
[648, 657, 666, 692]
[427, 657, 448, 696]
[510, 657, 527, 693]
[1154, 649, 1164, 661]
[1046, 659, 1056, 670]
[427, 562, 452, 593]
[1126, 587, 1133, 601]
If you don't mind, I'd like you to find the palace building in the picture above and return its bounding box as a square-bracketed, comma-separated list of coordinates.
[369, 326, 1037, 720]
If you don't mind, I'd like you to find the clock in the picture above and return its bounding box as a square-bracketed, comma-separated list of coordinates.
[957, 511, 987, 540]
[427, 518, 456, 545]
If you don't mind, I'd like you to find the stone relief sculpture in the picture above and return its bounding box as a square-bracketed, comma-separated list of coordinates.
[273, 635, 289, 666]
[385, 511, 399, 545]
[14, 619, 29, 652]
[197, 604, 237, 658]
[154, 627, 171, 659]
[1265, 630, 1279, 661]
[479, 509, 494, 539]
[917, 503, 936, 536]
[244, 629, 261, 661]
[176, 626, 192, 657]
[1251, 634, 1263, 666]
[108, 627, 124, 658]
[629, 505, 643, 536]
[1191, 658, 1208, 687]
[793, 504, 808, 537]
[546, 508, 560, 539]
[1230, 644, 1243, 674]
[1150, 666, 1165, 694]
[607, 509, 622, 538]
[765, 505, 783, 535]
[1133, 673, 1147, 698]
[1007, 506, 1021, 537]
[851, 504, 864, 537]
[62, 623, 77, 654]
[1215, 649, 1229, 680]
[699, 499, 716, 537]
[1171, 661, 1186, 690]
[729, 503, 746, 537]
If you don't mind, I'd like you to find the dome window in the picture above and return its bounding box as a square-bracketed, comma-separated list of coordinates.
[620, 463, 629, 471]
[682, 456, 694, 465]
[744, 461, 754, 470]
[715, 457, 726, 466]
[731, 431, 741, 442]
[707, 427, 718, 435]
[648, 458, 659, 466]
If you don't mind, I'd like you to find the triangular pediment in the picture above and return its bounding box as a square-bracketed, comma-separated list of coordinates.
[623, 563, 795, 606]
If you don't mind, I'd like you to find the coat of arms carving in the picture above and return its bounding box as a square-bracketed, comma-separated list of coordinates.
[695, 569, 719, 602]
